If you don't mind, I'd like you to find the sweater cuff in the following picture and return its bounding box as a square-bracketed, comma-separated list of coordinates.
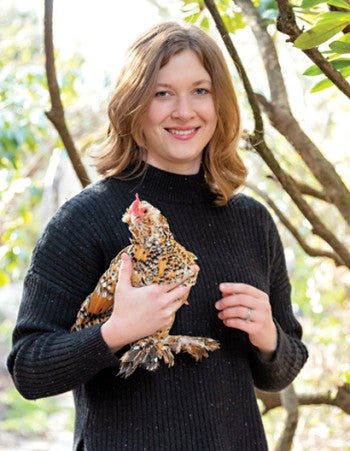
[73, 324, 120, 368]
[250, 322, 308, 392]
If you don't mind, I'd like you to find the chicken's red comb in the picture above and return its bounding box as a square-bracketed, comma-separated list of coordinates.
[131, 193, 141, 216]
[130, 193, 147, 221]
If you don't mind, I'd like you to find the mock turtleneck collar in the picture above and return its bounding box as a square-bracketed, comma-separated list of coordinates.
[120, 163, 216, 205]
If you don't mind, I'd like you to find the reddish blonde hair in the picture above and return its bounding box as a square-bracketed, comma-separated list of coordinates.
[93, 21, 247, 205]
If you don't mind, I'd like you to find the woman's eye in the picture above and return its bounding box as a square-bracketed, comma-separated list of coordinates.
[155, 91, 169, 98]
[194, 88, 209, 95]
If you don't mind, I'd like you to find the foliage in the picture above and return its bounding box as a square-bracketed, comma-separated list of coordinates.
[0, 6, 83, 286]
[1, 0, 349, 448]
[179, 0, 350, 93]
[294, 0, 350, 92]
[181, 0, 246, 31]
[1, 389, 59, 433]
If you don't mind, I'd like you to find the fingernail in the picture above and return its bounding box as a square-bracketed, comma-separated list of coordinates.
[219, 283, 228, 290]
[191, 265, 200, 273]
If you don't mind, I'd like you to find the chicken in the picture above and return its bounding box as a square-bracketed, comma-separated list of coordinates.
[71, 193, 220, 377]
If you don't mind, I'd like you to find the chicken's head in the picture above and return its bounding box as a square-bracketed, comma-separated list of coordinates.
[122, 193, 170, 242]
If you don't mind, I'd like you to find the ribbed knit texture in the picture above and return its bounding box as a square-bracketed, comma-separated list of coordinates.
[8, 164, 308, 450]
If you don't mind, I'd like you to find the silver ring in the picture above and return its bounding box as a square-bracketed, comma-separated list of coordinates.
[245, 307, 252, 322]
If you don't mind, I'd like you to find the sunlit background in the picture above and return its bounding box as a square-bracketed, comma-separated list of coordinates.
[1, 0, 350, 449]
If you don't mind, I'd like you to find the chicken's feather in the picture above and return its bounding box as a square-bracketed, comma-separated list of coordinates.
[70, 194, 219, 377]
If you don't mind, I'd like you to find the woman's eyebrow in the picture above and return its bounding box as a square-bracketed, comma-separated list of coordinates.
[155, 79, 212, 88]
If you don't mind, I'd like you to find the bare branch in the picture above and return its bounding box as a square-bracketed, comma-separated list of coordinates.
[251, 137, 350, 267]
[275, 384, 299, 451]
[266, 176, 329, 202]
[256, 93, 350, 225]
[203, 0, 264, 134]
[204, 2, 350, 264]
[233, 0, 290, 110]
[246, 182, 344, 265]
[256, 383, 350, 415]
[276, 0, 350, 99]
[293, 182, 329, 201]
[44, 0, 91, 187]
[226, 1, 350, 224]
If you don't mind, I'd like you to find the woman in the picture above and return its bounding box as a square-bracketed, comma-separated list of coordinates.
[8, 21, 308, 450]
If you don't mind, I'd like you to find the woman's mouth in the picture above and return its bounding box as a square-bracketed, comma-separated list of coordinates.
[166, 127, 199, 137]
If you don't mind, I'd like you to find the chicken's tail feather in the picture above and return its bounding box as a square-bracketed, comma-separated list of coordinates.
[118, 335, 220, 378]
[118, 337, 175, 378]
[166, 335, 220, 360]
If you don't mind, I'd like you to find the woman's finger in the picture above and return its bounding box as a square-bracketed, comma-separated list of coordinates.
[219, 282, 267, 299]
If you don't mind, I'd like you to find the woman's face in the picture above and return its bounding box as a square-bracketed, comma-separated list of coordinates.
[141, 49, 217, 175]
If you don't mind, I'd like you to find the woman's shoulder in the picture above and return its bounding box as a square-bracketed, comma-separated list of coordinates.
[66, 177, 123, 205]
[39, 177, 131, 245]
[32, 178, 131, 273]
[229, 192, 271, 215]
[54, 177, 129, 218]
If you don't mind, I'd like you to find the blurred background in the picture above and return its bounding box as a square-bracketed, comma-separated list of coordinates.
[1, 0, 349, 449]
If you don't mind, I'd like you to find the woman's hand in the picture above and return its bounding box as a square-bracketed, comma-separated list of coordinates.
[215, 283, 277, 360]
[101, 253, 198, 353]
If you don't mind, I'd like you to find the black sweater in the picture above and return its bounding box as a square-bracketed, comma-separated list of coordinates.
[8, 164, 308, 450]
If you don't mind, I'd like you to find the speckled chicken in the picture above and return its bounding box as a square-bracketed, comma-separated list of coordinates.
[71, 194, 219, 377]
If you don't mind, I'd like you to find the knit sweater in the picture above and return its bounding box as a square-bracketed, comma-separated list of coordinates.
[8, 164, 308, 451]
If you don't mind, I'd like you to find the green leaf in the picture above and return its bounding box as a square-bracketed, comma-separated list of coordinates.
[0, 271, 10, 286]
[303, 64, 323, 76]
[300, 0, 327, 8]
[200, 16, 210, 30]
[327, 0, 350, 9]
[318, 11, 350, 21]
[222, 12, 246, 33]
[303, 58, 350, 75]
[310, 65, 350, 91]
[294, 19, 350, 49]
[329, 40, 350, 53]
[310, 79, 333, 93]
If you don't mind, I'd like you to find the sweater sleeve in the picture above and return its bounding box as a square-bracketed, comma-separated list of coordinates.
[7, 189, 122, 400]
[249, 213, 308, 392]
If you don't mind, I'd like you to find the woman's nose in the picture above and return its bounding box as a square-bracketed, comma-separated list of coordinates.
[171, 96, 195, 120]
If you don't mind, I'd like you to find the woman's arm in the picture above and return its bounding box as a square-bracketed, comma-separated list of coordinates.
[7, 271, 120, 399]
[8, 195, 193, 399]
[215, 210, 308, 392]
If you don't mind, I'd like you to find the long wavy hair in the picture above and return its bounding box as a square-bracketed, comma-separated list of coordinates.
[93, 21, 247, 205]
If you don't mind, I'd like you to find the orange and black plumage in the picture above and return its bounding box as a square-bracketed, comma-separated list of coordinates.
[71, 194, 219, 377]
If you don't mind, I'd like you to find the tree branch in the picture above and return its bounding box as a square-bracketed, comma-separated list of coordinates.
[276, 0, 350, 99]
[246, 182, 344, 265]
[233, 0, 290, 110]
[292, 182, 329, 202]
[266, 176, 329, 202]
[204, 1, 350, 266]
[275, 384, 299, 451]
[229, 0, 350, 226]
[44, 0, 91, 187]
[251, 136, 350, 267]
[203, 0, 264, 135]
[208, 0, 350, 228]
[256, 383, 350, 415]
[255, 93, 350, 225]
